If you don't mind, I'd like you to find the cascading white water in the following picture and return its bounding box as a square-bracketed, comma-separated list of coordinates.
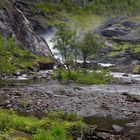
[43, 34, 62, 60]
[40, 26, 63, 62]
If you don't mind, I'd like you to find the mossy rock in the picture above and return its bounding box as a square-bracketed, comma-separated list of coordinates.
[132, 65, 140, 74]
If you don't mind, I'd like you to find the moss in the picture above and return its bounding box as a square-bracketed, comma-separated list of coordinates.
[129, 16, 140, 22]
[132, 65, 140, 74]
[133, 45, 140, 53]
[0, 0, 5, 9]
[107, 43, 133, 57]
[107, 51, 121, 57]
[19, 99, 33, 108]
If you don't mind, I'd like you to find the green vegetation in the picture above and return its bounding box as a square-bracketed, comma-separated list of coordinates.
[130, 15, 140, 22]
[52, 24, 77, 77]
[67, 13, 103, 32]
[34, 1, 103, 31]
[52, 24, 76, 62]
[0, 36, 51, 74]
[107, 43, 140, 57]
[107, 43, 133, 57]
[0, 0, 5, 9]
[51, 25, 110, 84]
[33, 0, 140, 33]
[78, 32, 100, 68]
[35, 0, 140, 17]
[84, 0, 140, 16]
[0, 109, 86, 140]
[133, 44, 140, 53]
[53, 69, 111, 84]
[132, 65, 140, 74]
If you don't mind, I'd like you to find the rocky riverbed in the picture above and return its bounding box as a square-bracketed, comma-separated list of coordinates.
[1, 80, 140, 119]
[0, 78, 140, 139]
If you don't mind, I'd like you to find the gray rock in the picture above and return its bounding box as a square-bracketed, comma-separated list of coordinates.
[5, 100, 11, 104]
[122, 21, 140, 28]
[38, 62, 54, 70]
[100, 27, 127, 37]
[0, 1, 54, 58]
[112, 125, 123, 132]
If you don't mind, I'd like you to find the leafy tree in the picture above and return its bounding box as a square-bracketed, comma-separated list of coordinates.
[52, 24, 76, 77]
[78, 32, 100, 68]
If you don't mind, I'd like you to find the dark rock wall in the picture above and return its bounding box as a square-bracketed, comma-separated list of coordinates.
[0, 0, 53, 58]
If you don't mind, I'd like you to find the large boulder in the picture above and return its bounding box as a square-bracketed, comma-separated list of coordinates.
[122, 21, 140, 28]
[38, 62, 54, 70]
[100, 27, 127, 37]
[114, 30, 140, 43]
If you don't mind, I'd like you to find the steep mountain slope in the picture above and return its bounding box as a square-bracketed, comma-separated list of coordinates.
[0, 0, 52, 57]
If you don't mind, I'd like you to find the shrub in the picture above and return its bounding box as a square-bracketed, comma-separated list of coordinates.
[53, 68, 112, 84]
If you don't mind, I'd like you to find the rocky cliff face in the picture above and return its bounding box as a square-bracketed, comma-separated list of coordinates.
[92, 16, 140, 68]
[0, 0, 53, 57]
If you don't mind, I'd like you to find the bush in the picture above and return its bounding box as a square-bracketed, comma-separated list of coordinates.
[53, 68, 112, 84]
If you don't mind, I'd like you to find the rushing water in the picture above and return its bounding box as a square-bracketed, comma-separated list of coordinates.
[40, 26, 63, 61]
[111, 72, 140, 82]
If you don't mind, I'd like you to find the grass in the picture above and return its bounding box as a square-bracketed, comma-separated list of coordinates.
[0, 36, 52, 74]
[0, 109, 86, 140]
[53, 68, 112, 84]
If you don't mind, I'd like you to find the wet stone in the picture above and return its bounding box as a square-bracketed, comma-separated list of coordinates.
[112, 125, 123, 133]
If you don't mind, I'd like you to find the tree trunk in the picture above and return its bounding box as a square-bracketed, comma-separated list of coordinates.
[83, 57, 87, 68]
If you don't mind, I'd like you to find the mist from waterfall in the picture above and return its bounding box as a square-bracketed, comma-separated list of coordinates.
[40, 26, 62, 62]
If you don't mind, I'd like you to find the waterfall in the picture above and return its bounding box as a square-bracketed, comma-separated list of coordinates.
[40, 26, 63, 62]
